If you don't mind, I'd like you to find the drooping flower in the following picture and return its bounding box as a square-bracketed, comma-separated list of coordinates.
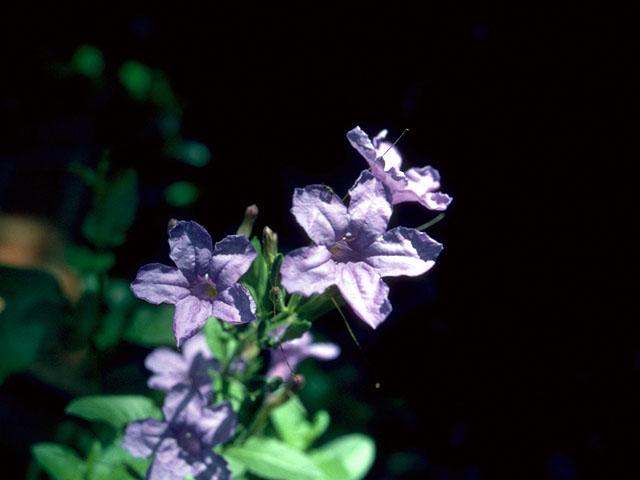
[347, 126, 453, 211]
[131, 220, 257, 347]
[123, 386, 236, 480]
[280, 171, 443, 328]
[267, 329, 340, 381]
[145, 333, 220, 399]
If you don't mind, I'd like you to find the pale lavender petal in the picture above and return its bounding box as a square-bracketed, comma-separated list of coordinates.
[370, 159, 408, 196]
[130, 264, 191, 305]
[209, 235, 257, 291]
[423, 191, 453, 211]
[291, 185, 348, 246]
[181, 333, 214, 364]
[347, 171, 392, 248]
[405, 166, 440, 195]
[196, 401, 237, 447]
[197, 453, 233, 480]
[162, 385, 204, 422]
[173, 296, 214, 347]
[363, 227, 443, 277]
[153, 438, 191, 477]
[122, 418, 168, 458]
[346, 126, 377, 167]
[306, 342, 341, 360]
[373, 136, 403, 171]
[168, 221, 213, 278]
[280, 246, 337, 296]
[211, 284, 256, 325]
[145, 348, 189, 391]
[335, 262, 392, 329]
[146, 461, 183, 480]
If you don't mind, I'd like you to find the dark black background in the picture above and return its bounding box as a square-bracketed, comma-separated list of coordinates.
[0, 5, 633, 479]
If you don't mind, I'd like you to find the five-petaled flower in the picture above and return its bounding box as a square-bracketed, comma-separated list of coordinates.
[123, 386, 236, 480]
[267, 329, 340, 381]
[131, 220, 257, 347]
[280, 171, 444, 328]
[145, 333, 220, 399]
[347, 126, 453, 211]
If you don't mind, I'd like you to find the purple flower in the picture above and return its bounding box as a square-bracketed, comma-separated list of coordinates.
[145, 333, 220, 399]
[131, 220, 257, 347]
[267, 329, 340, 381]
[123, 386, 236, 480]
[280, 171, 444, 328]
[347, 126, 453, 211]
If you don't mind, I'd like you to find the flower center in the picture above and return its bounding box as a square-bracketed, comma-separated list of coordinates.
[176, 428, 202, 456]
[193, 273, 218, 299]
[329, 233, 360, 262]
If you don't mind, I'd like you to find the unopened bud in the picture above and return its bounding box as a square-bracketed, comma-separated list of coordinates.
[237, 204, 259, 237]
[167, 218, 179, 233]
[269, 286, 281, 303]
[286, 374, 305, 395]
[262, 226, 278, 264]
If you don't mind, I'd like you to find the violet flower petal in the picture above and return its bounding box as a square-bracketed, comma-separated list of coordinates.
[373, 135, 403, 170]
[209, 235, 257, 291]
[130, 264, 191, 304]
[173, 296, 214, 348]
[335, 262, 392, 329]
[211, 284, 257, 325]
[346, 126, 378, 167]
[145, 348, 189, 391]
[306, 342, 341, 360]
[363, 226, 444, 277]
[195, 401, 237, 447]
[347, 171, 393, 248]
[145, 461, 182, 480]
[291, 185, 348, 246]
[280, 246, 337, 297]
[122, 418, 168, 458]
[168, 221, 213, 278]
[161, 385, 204, 423]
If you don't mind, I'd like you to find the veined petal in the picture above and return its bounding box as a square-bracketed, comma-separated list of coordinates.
[335, 262, 392, 329]
[211, 284, 256, 325]
[196, 401, 237, 447]
[404, 166, 441, 196]
[347, 171, 392, 248]
[181, 333, 214, 364]
[291, 185, 348, 246]
[280, 246, 337, 297]
[209, 235, 257, 291]
[392, 166, 452, 210]
[122, 418, 168, 458]
[131, 263, 191, 304]
[145, 461, 183, 480]
[423, 191, 453, 211]
[173, 296, 213, 347]
[346, 126, 377, 166]
[373, 130, 403, 170]
[363, 226, 443, 277]
[162, 385, 204, 423]
[306, 342, 341, 360]
[168, 221, 213, 278]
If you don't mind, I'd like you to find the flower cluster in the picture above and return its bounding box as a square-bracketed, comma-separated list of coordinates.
[123, 126, 451, 479]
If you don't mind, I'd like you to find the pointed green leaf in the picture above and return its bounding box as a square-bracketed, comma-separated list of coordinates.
[124, 304, 176, 347]
[224, 437, 325, 480]
[310, 434, 375, 480]
[88, 441, 150, 480]
[203, 317, 233, 362]
[165, 181, 200, 207]
[65, 395, 161, 430]
[278, 320, 312, 343]
[31, 443, 86, 480]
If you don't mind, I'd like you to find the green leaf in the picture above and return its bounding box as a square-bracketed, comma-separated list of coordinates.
[118, 61, 153, 101]
[278, 319, 312, 343]
[165, 181, 200, 207]
[240, 237, 269, 316]
[271, 397, 330, 450]
[71, 44, 104, 79]
[124, 304, 176, 347]
[82, 169, 138, 248]
[31, 443, 86, 480]
[203, 317, 233, 362]
[88, 442, 150, 480]
[310, 434, 375, 480]
[167, 140, 211, 167]
[94, 279, 136, 351]
[66, 395, 161, 430]
[224, 437, 325, 480]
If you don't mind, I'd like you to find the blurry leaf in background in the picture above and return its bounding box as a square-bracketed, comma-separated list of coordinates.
[118, 61, 153, 101]
[164, 181, 200, 207]
[203, 317, 236, 364]
[83, 169, 138, 248]
[71, 45, 105, 79]
[309, 434, 375, 480]
[123, 304, 175, 347]
[65, 245, 115, 275]
[93, 279, 137, 351]
[31, 443, 86, 480]
[65, 395, 162, 430]
[87, 441, 150, 480]
[149, 71, 181, 112]
[0, 266, 66, 383]
[270, 396, 330, 451]
[224, 437, 325, 480]
[166, 139, 211, 167]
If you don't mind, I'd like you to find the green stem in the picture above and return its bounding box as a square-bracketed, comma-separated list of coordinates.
[416, 213, 445, 231]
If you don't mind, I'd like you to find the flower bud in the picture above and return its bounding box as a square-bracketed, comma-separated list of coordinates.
[236, 204, 259, 237]
[262, 226, 278, 264]
[167, 218, 179, 233]
[286, 374, 305, 395]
